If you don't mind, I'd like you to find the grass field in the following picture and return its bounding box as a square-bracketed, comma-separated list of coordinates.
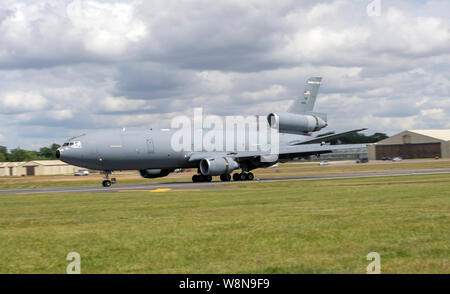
[0, 173, 448, 274]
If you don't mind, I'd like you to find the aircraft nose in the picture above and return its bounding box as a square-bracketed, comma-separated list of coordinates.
[56, 147, 72, 163]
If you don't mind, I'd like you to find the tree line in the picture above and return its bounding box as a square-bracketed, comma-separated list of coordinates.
[0, 144, 61, 162]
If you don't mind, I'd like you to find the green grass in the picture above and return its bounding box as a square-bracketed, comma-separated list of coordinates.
[0, 174, 449, 274]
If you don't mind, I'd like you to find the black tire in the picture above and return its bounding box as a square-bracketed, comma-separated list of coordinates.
[247, 173, 254, 181]
[111, 178, 117, 184]
[226, 174, 231, 181]
[233, 173, 240, 181]
[206, 175, 212, 182]
[102, 180, 111, 187]
[240, 173, 247, 181]
[192, 175, 199, 183]
[198, 175, 206, 182]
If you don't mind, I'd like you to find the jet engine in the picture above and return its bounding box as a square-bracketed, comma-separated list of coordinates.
[267, 112, 327, 134]
[139, 169, 173, 179]
[199, 157, 239, 176]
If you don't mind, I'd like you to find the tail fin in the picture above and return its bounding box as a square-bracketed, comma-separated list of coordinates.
[288, 77, 322, 114]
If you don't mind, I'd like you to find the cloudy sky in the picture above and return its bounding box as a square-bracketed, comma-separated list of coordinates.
[0, 0, 449, 150]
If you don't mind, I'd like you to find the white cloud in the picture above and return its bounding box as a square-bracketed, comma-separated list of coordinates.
[420, 108, 446, 120]
[0, 91, 47, 113]
[67, 0, 146, 56]
[100, 96, 149, 112]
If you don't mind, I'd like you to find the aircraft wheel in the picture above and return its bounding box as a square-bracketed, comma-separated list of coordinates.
[240, 173, 247, 181]
[247, 173, 254, 181]
[233, 173, 241, 181]
[206, 175, 212, 182]
[225, 174, 231, 181]
[192, 175, 199, 183]
[102, 180, 112, 187]
[111, 178, 117, 184]
[198, 175, 206, 182]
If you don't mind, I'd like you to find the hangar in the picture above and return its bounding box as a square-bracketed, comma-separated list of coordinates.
[0, 160, 83, 177]
[368, 130, 450, 160]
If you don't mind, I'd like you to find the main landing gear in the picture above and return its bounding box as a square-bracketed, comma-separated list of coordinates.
[232, 172, 254, 181]
[192, 174, 213, 183]
[102, 171, 117, 187]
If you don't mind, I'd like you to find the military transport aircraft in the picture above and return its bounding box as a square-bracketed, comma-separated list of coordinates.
[56, 77, 366, 187]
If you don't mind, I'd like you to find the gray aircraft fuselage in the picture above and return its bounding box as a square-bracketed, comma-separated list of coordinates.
[57, 128, 302, 171]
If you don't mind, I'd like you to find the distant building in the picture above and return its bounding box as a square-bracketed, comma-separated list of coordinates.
[0, 160, 84, 177]
[368, 130, 450, 160]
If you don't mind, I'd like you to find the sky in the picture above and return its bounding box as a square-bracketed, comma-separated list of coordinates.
[0, 0, 449, 150]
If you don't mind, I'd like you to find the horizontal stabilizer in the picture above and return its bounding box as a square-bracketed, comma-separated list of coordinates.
[290, 128, 368, 145]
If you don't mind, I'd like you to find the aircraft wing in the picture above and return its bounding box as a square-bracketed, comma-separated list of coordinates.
[289, 128, 367, 145]
[188, 143, 367, 163]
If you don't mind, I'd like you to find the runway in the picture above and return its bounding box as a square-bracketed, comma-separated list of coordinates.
[1, 168, 450, 195]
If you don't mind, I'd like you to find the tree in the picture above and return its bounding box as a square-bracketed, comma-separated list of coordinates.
[51, 144, 61, 152]
[9, 148, 36, 162]
[0, 153, 5, 162]
[38, 147, 54, 159]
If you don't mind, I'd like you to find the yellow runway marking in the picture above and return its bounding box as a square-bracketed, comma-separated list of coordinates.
[150, 188, 172, 193]
[118, 188, 201, 193]
[119, 188, 171, 193]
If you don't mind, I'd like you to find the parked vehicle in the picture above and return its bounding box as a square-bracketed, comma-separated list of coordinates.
[392, 157, 403, 162]
[75, 170, 89, 176]
[356, 157, 369, 163]
[318, 161, 329, 166]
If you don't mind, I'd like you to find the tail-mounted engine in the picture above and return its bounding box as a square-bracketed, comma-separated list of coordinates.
[267, 112, 327, 135]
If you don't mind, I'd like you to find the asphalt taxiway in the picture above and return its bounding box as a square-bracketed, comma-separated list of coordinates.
[1, 168, 450, 195]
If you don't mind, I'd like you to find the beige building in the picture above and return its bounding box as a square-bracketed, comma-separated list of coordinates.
[0, 160, 83, 177]
[368, 130, 450, 160]
[0, 162, 26, 177]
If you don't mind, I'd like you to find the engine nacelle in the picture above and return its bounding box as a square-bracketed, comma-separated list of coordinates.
[267, 112, 327, 134]
[199, 157, 240, 176]
[139, 169, 173, 179]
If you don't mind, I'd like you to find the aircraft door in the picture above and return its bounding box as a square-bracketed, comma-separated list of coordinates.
[146, 139, 154, 153]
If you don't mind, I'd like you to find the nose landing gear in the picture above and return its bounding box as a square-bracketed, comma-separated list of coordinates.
[102, 171, 116, 187]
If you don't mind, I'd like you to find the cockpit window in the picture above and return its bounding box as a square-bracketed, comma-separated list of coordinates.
[64, 141, 82, 148]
